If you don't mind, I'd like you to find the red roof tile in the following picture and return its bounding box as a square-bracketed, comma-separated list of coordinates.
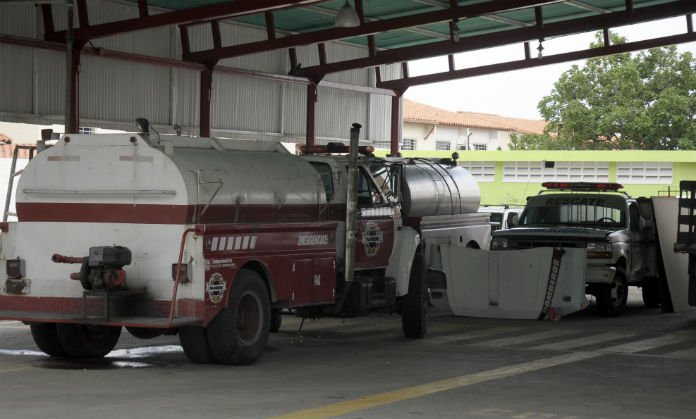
[403, 99, 546, 134]
[0, 143, 34, 159]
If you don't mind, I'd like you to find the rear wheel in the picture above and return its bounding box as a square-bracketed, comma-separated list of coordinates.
[596, 268, 628, 317]
[179, 326, 216, 364]
[55, 324, 121, 358]
[126, 327, 163, 340]
[402, 252, 428, 339]
[30, 323, 66, 357]
[207, 270, 270, 365]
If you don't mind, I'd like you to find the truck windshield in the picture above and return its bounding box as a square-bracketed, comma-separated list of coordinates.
[519, 194, 627, 228]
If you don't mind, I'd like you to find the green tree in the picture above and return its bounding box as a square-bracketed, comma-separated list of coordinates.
[525, 32, 696, 150]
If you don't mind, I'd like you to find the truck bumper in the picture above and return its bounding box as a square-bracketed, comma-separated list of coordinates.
[585, 265, 616, 284]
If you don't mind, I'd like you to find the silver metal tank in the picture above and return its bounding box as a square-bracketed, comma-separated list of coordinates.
[401, 162, 480, 218]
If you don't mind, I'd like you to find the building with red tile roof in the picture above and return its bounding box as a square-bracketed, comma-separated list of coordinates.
[0, 134, 34, 159]
[401, 99, 546, 151]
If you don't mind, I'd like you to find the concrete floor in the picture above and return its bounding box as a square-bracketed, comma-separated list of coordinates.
[2, 290, 696, 419]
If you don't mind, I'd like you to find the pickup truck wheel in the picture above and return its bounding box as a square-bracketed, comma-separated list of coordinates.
[55, 324, 121, 358]
[207, 269, 270, 365]
[30, 323, 67, 357]
[596, 268, 628, 317]
[641, 278, 660, 308]
[402, 252, 428, 339]
[179, 326, 216, 364]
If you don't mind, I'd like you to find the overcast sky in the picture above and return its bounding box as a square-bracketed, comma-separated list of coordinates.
[403, 16, 696, 121]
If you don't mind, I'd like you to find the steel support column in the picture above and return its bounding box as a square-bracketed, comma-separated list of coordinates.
[67, 45, 81, 133]
[390, 94, 402, 156]
[306, 83, 317, 146]
[199, 67, 213, 137]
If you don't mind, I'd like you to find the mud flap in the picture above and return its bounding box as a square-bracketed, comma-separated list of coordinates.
[385, 226, 419, 297]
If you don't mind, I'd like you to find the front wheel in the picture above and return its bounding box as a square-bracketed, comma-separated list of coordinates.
[596, 268, 628, 317]
[206, 269, 271, 365]
[55, 324, 121, 358]
[179, 326, 216, 364]
[402, 252, 428, 339]
[270, 309, 282, 333]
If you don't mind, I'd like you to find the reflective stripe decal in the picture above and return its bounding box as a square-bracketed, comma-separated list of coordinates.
[210, 235, 258, 252]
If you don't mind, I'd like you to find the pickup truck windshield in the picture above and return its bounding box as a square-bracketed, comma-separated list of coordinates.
[519, 194, 627, 228]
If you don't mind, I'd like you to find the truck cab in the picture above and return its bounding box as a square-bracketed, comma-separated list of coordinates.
[490, 182, 660, 316]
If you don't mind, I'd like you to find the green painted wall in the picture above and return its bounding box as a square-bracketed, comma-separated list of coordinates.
[375, 149, 696, 206]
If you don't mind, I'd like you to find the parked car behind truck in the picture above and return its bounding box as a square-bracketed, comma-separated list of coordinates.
[490, 182, 662, 316]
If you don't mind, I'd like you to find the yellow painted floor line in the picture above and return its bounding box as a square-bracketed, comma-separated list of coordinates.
[270, 351, 600, 419]
[0, 366, 33, 375]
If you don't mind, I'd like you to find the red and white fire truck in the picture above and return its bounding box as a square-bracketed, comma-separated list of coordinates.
[0, 127, 489, 364]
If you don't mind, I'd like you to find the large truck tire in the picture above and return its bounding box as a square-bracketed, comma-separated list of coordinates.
[179, 326, 216, 364]
[30, 323, 67, 357]
[641, 277, 660, 308]
[270, 309, 282, 333]
[55, 324, 121, 358]
[127, 327, 163, 339]
[207, 269, 270, 365]
[402, 252, 428, 339]
[596, 267, 628, 317]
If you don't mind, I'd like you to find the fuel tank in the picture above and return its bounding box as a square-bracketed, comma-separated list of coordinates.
[15, 134, 326, 224]
[401, 162, 480, 218]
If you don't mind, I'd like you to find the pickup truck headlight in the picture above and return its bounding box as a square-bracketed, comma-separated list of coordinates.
[490, 238, 508, 250]
[587, 242, 612, 258]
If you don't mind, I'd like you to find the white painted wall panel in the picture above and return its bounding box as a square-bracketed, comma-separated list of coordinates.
[212, 74, 281, 133]
[172, 68, 200, 130]
[33, 49, 65, 117]
[0, 4, 36, 37]
[368, 94, 391, 143]
[0, 45, 33, 114]
[282, 84, 308, 140]
[317, 87, 367, 141]
[80, 55, 171, 126]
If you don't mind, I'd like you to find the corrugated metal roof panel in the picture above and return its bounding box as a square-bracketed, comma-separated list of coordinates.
[0, 45, 33, 114]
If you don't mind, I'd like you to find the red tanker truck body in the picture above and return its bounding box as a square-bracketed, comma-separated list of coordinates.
[0, 133, 488, 364]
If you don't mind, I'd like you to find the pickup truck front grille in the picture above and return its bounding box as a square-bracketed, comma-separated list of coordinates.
[509, 240, 585, 249]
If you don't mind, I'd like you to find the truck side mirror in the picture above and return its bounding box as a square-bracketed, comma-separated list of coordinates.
[507, 213, 519, 228]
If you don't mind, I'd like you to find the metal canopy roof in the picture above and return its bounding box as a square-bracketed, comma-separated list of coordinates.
[12, 0, 695, 148]
[40, 1, 695, 87]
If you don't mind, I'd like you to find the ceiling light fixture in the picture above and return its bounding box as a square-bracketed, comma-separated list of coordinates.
[335, 0, 360, 28]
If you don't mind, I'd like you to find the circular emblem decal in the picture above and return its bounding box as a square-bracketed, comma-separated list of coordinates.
[206, 273, 227, 304]
[362, 221, 384, 258]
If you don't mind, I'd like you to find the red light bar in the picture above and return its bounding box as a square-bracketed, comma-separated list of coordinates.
[542, 182, 623, 191]
[299, 144, 375, 155]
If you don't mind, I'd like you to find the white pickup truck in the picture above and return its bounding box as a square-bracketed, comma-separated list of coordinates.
[490, 182, 662, 316]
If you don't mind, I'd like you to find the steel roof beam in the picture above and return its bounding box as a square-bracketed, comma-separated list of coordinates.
[564, 0, 611, 14]
[182, 0, 557, 63]
[378, 31, 696, 91]
[0, 32, 396, 97]
[295, 1, 696, 78]
[44, 0, 329, 42]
